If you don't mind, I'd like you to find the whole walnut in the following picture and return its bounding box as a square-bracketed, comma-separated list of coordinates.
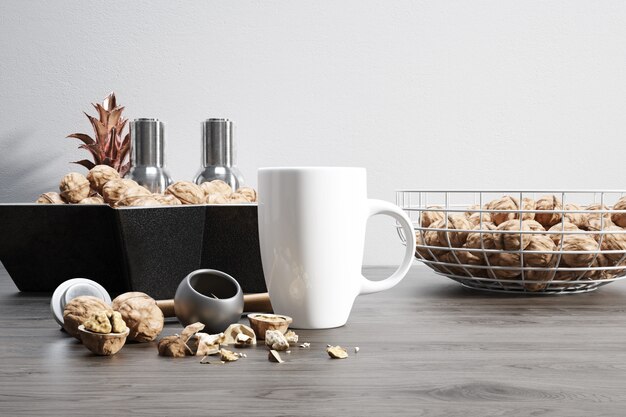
[166, 181, 205, 205]
[488, 252, 521, 279]
[152, 194, 182, 205]
[523, 256, 558, 292]
[599, 225, 626, 263]
[59, 172, 91, 203]
[437, 215, 471, 248]
[547, 222, 581, 246]
[102, 179, 131, 205]
[534, 195, 563, 228]
[36, 192, 65, 204]
[207, 194, 227, 204]
[455, 245, 484, 266]
[560, 235, 599, 267]
[467, 210, 492, 228]
[465, 223, 498, 250]
[115, 186, 153, 206]
[523, 220, 545, 232]
[112, 292, 164, 342]
[123, 196, 162, 207]
[585, 203, 612, 231]
[494, 220, 532, 251]
[79, 195, 105, 205]
[87, 165, 120, 194]
[236, 187, 257, 202]
[523, 234, 556, 268]
[563, 203, 588, 229]
[612, 196, 626, 228]
[63, 296, 112, 340]
[200, 180, 232, 196]
[416, 223, 447, 259]
[421, 206, 445, 228]
[487, 196, 533, 225]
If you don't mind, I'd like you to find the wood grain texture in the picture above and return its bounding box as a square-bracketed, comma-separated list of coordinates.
[2, 264, 626, 416]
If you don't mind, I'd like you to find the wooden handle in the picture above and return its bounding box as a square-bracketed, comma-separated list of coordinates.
[156, 293, 272, 318]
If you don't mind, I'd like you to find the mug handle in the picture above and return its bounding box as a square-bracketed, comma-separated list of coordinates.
[360, 199, 416, 295]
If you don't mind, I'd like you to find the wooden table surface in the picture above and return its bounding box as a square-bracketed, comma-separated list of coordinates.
[2, 264, 626, 416]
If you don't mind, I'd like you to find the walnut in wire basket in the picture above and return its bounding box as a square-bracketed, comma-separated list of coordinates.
[414, 194, 626, 291]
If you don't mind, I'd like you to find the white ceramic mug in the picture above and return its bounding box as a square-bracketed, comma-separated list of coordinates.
[258, 167, 416, 329]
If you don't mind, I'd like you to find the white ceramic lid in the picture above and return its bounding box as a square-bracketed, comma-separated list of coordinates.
[50, 278, 111, 327]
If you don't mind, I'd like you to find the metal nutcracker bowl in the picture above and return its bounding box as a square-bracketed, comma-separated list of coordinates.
[396, 190, 626, 294]
[0, 204, 266, 299]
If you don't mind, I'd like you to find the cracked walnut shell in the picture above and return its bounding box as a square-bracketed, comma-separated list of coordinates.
[165, 181, 205, 205]
[63, 296, 112, 340]
[112, 292, 164, 342]
[59, 172, 90, 203]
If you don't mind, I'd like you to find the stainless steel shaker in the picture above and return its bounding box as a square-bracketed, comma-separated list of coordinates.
[193, 118, 245, 190]
[126, 118, 174, 193]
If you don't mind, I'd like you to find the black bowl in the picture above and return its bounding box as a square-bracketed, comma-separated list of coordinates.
[0, 204, 266, 299]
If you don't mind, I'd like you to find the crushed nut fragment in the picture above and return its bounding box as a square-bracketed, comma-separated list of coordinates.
[284, 330, 299, 345]
[327, 345, 349, 359]
[299, 342, 311, 349]
[265, 330, 289, 351]
[354, 347, 360, 353]
[219, 348, 239, 362]
[268, 350, 284, 363]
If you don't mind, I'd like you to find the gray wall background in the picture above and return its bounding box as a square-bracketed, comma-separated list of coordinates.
[2, 0, 626, 265]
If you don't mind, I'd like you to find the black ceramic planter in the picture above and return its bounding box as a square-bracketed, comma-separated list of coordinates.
[0, 204, 266, 299]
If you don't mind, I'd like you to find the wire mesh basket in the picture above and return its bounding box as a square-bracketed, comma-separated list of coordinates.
[396, 190, 626, 294]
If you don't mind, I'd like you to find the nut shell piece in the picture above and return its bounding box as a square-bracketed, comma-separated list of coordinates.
[78, 325, 129, 356]
[327, 345, 349, 359]
[112, 292, 164, 342]
[87, 165, 120, 194]
[36, 192, 65, 204]
[165, 181, 205, 205]
[63, 296, 112, 340]
[265, 329, 290, 351]
[268, 349, 284, 363]
[59, 172, 90, 203]
[219, 348, 239, 362]
[248, 314, 292, 339]
[157, 335, 187, 358]
[222, 323, 256, 346]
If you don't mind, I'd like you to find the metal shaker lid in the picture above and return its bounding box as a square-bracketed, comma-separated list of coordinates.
[202, 118, 235, 167]
[130, 118, 165, 167]
[50, 278, 111, 327]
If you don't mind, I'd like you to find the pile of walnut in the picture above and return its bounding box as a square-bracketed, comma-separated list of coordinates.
[63, 291, 164, 354]
[416, 194, 626, 291]
[36, 165, 257, 207]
